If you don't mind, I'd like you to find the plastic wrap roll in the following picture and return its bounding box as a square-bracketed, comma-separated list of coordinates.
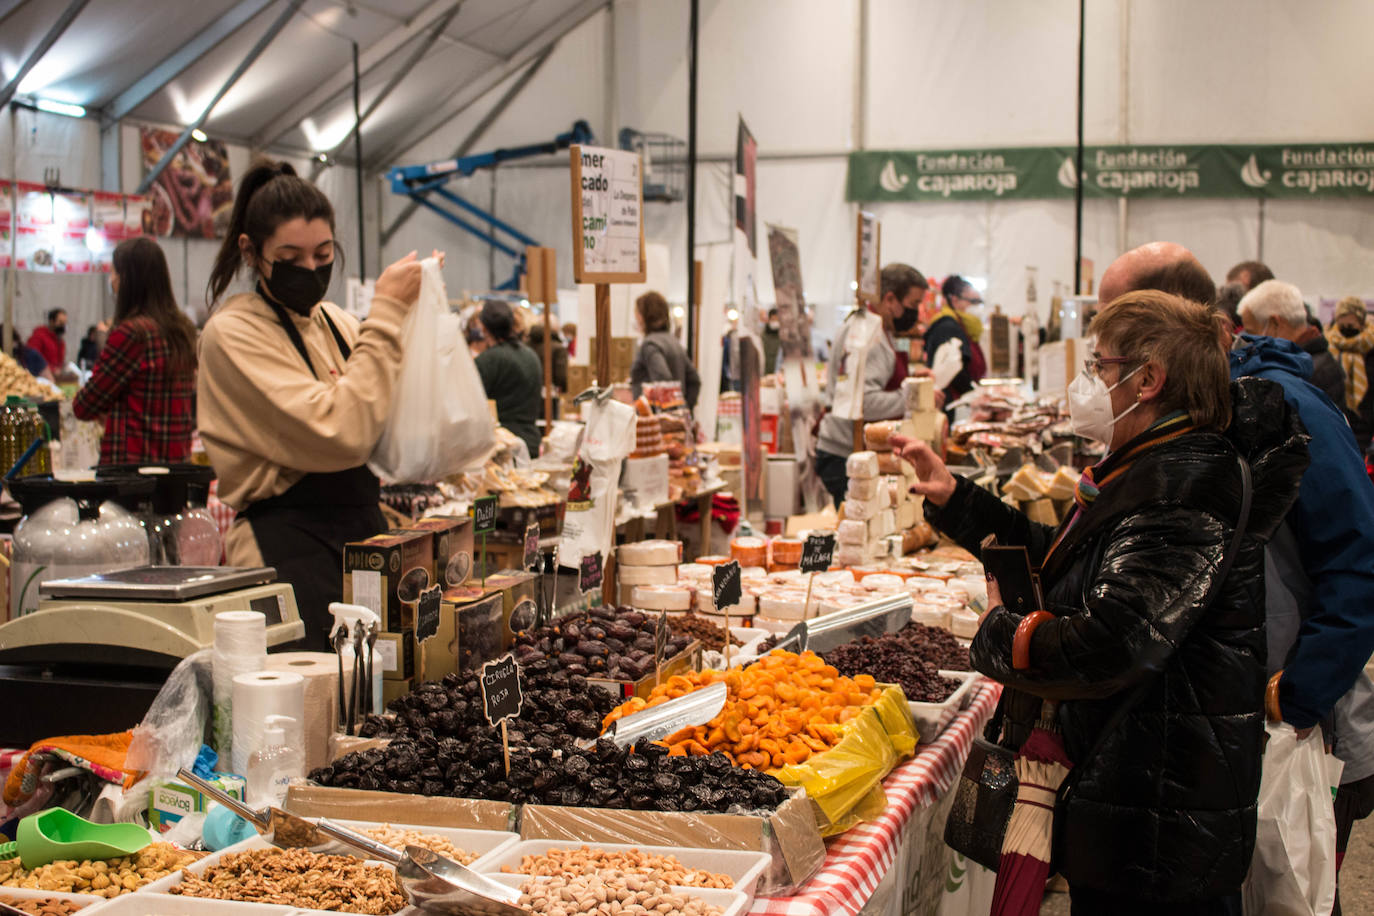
[230, 670, 305, 775]
[617, 540, 683, 566]
[265, 652, 361, 774]
[770, 537, 803, 566]
[632, 584, 694, 611]
[730, 537, 768, 567]
[212, 611, 267, 767]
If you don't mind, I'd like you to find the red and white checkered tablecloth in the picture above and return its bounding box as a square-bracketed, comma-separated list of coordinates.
[749, 680, 1001, 916]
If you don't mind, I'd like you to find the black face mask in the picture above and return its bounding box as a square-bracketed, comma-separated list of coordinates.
[262, 259, 332, 316]
[1341, 324, 1362, 338]
[53, 324, 66, 337]
[892, 307, 919, 333]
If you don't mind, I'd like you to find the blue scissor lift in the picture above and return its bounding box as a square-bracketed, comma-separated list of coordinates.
[385, 120, 595, 290]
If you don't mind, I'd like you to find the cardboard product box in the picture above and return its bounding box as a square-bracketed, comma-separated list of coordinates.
[382, 677, 412, 708]
[486, 569, 541, 646]
[410, 516, 476, 589]
[440, 587, 507, 674]
[519, 787, 824, 896]
[496, 499, 564, 538]
[148, 773, 247, 833]
[567, 364, 593, 396]
[375, 629, 415, 681]
[342, 530, 435, 631]
[285, 784, 516, 831]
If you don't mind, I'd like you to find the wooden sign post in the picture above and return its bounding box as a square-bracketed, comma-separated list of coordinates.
[852, 212, 882, 453]
[569, 144, 647, 388]
[525, 245, 559, 431]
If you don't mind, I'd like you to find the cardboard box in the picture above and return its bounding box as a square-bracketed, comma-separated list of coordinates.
[487, 570, 541, 646]
[284, 785, 516, 832]
[382, 677, 412, 707]
[410, 516, 476, 589]
[376, 629, 415, 681]
[497, 499, 564, 538]
[519, 788, 824, 895]
[343, 530, 435, 631]
[567, 364, 592, 396]
[149, 773, 246, 833]
[435, 587, 507, 676]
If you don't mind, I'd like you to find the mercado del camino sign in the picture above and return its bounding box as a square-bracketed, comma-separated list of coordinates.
[847, 143, 1374, 202]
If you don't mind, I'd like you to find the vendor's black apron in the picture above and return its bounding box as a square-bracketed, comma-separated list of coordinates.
[240, 295, 386, 652]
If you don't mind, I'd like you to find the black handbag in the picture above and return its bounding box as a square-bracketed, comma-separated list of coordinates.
[943, 455, 1254, 872]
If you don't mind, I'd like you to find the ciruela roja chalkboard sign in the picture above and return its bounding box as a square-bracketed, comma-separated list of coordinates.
[712, 560, 743, 611]
[579, 551, 603, 593]
[800, 532, 837, 574]
[473, 495, 499, 535]
[480, 653, 524, 726]
[415, 585, 443, 643]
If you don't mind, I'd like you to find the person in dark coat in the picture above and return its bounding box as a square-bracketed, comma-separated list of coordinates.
[923, 276, 975, 409]
[895, 290, 1309, 913]
[526, 322, 568, 394]
[1237, 279, 1344, 407]
[629, 291, 700, 409]
[474, 300, 543, 458]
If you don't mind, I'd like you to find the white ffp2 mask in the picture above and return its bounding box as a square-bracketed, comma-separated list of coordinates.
[1067, 365, 1142, 445]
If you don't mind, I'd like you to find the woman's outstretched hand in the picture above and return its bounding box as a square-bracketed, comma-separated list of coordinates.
[889, 435, 957, 507]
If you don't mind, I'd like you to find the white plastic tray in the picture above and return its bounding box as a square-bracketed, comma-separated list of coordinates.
[480, 838, 771, 901]
[908, 670, 980, 743]
[489, 871, 749, 916]
[0, 886, 104, 909]
[83, 894, 308, 914]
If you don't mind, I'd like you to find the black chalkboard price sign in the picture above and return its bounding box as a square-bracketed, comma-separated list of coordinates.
[415, 585, 443, 643]
[579, 551, 604, 593]
[712, 560, 743, 611]
[800, 533, 837, 574]
[473, 495, 499, 535]
[480, 653, 524, 727]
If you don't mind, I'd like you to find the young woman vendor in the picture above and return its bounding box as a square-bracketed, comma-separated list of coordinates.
[198, 158, 431, 650]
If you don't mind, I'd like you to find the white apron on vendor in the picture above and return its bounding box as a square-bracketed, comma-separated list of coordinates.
[197, 286, 407, 651]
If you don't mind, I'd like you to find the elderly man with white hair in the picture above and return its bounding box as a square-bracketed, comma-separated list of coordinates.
[1239, 279, 1345, 406]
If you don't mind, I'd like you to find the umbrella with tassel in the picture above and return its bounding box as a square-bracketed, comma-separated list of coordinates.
[989, 703, 1074, 916]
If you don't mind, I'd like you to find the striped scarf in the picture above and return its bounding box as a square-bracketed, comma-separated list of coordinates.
[1046, 411, 1196, 561]
[1326, 322, 1374, 411]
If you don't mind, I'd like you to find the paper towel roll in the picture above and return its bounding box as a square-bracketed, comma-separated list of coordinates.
[230, 670, 305, 776]
[266, 652, 351, 774]
[212, 611, 267, 766]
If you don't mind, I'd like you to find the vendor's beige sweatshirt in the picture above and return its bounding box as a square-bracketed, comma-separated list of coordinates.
[197, 290, 407, 564]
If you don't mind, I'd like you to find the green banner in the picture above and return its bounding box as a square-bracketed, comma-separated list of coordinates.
[847, 142, 1374, 202]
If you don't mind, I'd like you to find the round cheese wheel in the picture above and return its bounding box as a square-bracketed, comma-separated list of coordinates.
[731, 536, 768, 567]
[757, 593, 808, 620]
[949, 608, 980, 639]
[770, 537, 803, 566]
[632, 584, 694, 611]
[911, 603, 952, 629]
[751, 614, 797, 635]
[815, 570, 856, 588]
[860, 573, 906, 595]
[696, 592, 758, 616]
[696, 555, 731, 566]
[618, 564, 679, 586]
[676, 563, 713, 584]
[617, 539, 683, 566]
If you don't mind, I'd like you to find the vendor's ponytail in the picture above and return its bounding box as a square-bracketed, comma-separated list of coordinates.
[207, 158, 334, 308]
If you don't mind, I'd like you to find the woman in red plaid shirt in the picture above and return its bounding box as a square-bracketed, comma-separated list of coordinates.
[73, 237, 197, 465]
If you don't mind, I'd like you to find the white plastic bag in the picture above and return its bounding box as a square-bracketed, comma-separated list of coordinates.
[931, 338, 965, 391]
[558, 397, 636, 568]
[369, 257, 495, 483]
[1242, 722, 1338, 916]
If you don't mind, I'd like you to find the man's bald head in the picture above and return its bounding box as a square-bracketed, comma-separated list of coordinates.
[1097, 241, 1216, 307]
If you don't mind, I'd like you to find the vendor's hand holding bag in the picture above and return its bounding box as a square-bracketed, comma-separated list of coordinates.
[369, 257, 495, 483]
[945, 454, 1253, 872]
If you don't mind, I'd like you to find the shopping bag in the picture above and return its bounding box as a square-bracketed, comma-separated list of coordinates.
[369, 257, 495, 483]
[1242, 722, 1338, 916]
[931, 339, 964, 391]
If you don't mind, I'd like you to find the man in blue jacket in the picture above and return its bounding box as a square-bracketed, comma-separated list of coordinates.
[1230, 332, 1374, 915]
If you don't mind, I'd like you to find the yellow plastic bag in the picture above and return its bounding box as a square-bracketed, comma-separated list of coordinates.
[771, 685, 916, 835]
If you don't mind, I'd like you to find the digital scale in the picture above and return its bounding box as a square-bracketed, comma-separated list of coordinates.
[0, 566, 305, 746]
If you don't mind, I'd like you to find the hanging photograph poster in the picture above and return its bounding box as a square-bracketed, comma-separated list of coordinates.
[0, 182, 12, 269]
[126, 195, 150, 239]
[767, 223, 810, 358]
[735, 119, 757, 256]
[91, 192, 125, 273]
[568, 144, 645, 283]
[139, 127, 234, 238]
[53, 191, 91, 274]
[15, 183, 53, 273]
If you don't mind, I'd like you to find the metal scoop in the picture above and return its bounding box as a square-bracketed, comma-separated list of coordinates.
[315, 819, 524, 916]
[175, 767, 330, 852]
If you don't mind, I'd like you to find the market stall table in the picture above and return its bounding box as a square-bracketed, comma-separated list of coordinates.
[750, 680, 1000, 916]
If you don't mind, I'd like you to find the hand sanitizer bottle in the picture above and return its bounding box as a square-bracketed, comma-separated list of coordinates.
[246, 715, 302, 807]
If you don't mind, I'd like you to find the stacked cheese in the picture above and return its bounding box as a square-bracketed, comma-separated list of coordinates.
[1002, 462, 1079, 525]
[839, 445, 937, 567]
[620, 540, 691, 611]
[900, 376, 942, 444]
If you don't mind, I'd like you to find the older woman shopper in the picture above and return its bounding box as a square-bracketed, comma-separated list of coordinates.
[1327, 295, 1374, 449]
[894, 290, 1309, 915]
[629, 291, 700, 408]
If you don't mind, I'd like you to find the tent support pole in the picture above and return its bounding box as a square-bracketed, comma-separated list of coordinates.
[1072, 0, 1085, 295]
[685, 0, 700, 359]
[0, 0, 91, 111]
[353, 41, 367, 282]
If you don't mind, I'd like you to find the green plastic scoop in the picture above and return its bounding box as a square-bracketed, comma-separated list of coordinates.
[0, 808, 153, 869]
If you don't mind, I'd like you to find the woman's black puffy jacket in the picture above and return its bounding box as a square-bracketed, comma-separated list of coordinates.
[929, 378, 1309, 901]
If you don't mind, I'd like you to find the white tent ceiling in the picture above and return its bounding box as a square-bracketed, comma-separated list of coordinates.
[0, 0, 606, 166]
